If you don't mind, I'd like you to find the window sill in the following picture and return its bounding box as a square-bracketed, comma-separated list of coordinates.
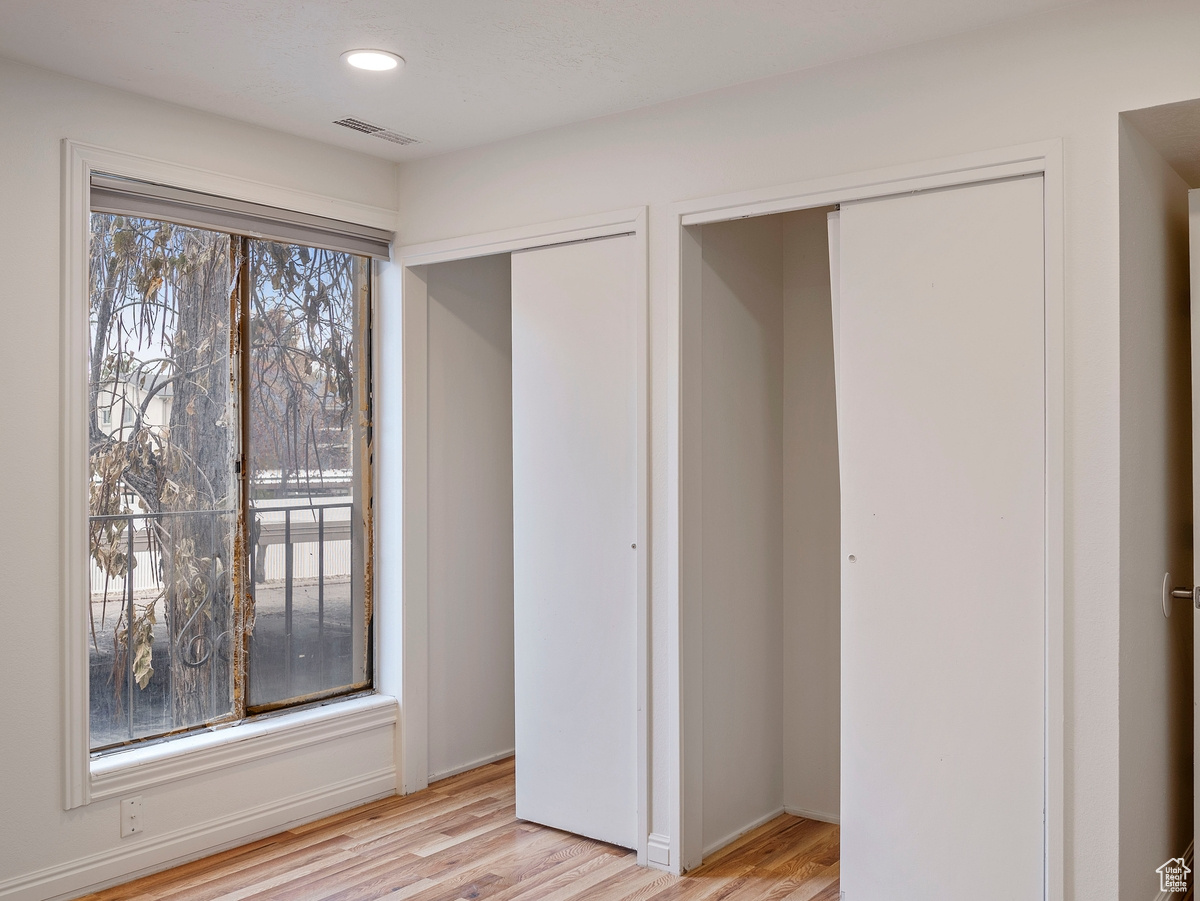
[88, 693, 398, 803]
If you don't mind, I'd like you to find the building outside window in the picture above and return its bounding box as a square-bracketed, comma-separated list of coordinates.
[86, 177, 378, 751]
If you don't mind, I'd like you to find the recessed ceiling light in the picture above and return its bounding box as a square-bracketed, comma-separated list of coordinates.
[342, 49, 404, 72]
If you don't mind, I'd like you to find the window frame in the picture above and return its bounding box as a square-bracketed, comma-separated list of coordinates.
[62, 140, 398, 809]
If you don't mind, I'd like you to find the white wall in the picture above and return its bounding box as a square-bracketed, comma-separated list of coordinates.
[698, 216, 786, 853]
[392, 2, 1200, 891]
[425, 254, 516, 782]
[781, 210, 840, 823]
[1117, 116, 1194, 899]
[0, 57, 399, 899]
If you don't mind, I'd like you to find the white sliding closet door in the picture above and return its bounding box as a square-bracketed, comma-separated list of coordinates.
[511, 234, 639, 849]
[837, 177, 1046, 900]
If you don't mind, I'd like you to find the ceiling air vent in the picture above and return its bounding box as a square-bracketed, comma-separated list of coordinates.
[333, 117, 420, 146]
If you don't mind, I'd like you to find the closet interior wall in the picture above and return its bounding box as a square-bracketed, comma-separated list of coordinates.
[425, 253, 516, 782]
[1116, 104, 1196, 900]
[695, 206, 840, 856]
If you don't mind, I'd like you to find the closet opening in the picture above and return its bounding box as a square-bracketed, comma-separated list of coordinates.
[1115, 99, 1197, 897]
[680, 166, 1052, 899]
[684, 206, 842, 863]
[405, 228, 644, 857]
[422, 252, 517, 788]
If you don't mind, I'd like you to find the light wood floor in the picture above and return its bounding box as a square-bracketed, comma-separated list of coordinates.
[81, 758, 839, 901]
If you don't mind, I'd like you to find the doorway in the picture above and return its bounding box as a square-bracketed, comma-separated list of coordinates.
[675, 151, 1061, 898]
[687, 207, 841, 859]
[395, 210, 650, 863]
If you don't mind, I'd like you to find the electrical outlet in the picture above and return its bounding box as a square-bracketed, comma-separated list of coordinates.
[121, 796, 143, 838]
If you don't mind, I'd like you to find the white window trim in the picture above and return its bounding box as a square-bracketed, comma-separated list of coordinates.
[61, 140, 399, 809]
[89, 694, 398, 802]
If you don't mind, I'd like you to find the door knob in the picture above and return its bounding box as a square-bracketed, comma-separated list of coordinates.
[1161, 573, 1198, 618]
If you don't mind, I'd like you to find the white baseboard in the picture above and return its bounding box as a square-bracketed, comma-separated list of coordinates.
[784, 805, 840, 826]
[646, 833, 672, 870]
[1, 767, 396, 901]
[703, 806, 786, 859]
[1153, 838, 1194, 901]
[428, 748, 515, 784]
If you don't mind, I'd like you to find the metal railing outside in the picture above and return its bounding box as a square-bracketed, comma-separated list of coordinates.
[249, 500, 354, 703]
[88, 508, 232, 747]
[88, 500, 355, 748]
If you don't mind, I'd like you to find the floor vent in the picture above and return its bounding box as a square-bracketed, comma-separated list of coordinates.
[333, 117, 420, 146]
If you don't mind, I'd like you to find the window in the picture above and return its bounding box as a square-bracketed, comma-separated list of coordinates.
[85, 176, 384, 751]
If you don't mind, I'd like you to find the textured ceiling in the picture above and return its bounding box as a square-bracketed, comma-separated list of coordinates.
[0, 0, 1084, 161]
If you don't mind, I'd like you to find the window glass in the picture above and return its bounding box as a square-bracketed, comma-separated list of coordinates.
[246, 242, 372, 709]
[88, 214, 236, 747]
[87, 214, 373, 750]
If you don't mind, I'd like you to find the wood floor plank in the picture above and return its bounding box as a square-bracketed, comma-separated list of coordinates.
[140, 837, 362, 901]
[779, 862, 839, 901]
[508, 854, 632, 901]
[701, 818, 801, 870]
[464, 835, 611, 901]
[260, 827, 519, 901]
[84, 761, 838, 901]
[573, 859, 670, 901]
[202, 849, 370, 901]
[612, 871, 681, 901]
[303, 816, 564, 901]
[337, 784, 512, 844]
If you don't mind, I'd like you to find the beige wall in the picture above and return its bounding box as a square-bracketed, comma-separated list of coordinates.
[0, 55, 398, 899]
[393, 2, 1200, 894]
